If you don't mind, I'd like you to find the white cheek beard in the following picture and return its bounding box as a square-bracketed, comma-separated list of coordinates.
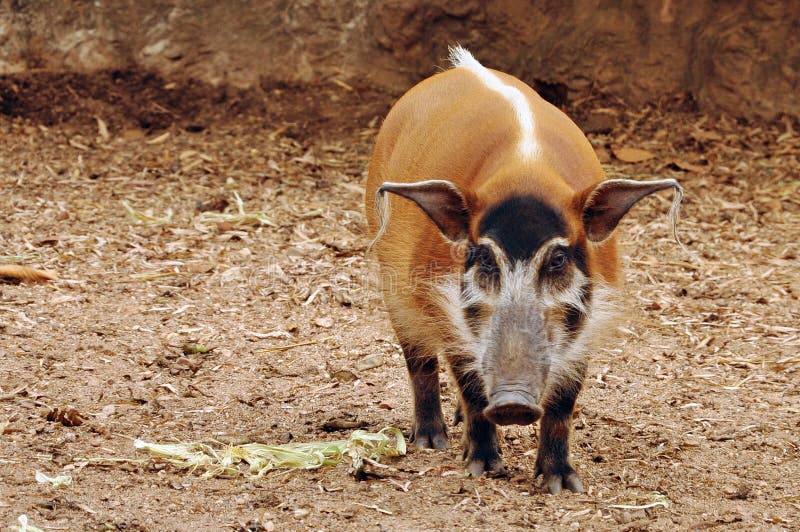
[546, 280, 621, 390]
[434, 245, 621, 388]
[434, 274, 489, 375]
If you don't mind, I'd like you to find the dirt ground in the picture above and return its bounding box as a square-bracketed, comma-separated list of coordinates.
[0, 72, 798, 531]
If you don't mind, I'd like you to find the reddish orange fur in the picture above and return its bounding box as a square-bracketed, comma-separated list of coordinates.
[364, 59, 682, 488]
[366, 67, 620, 312]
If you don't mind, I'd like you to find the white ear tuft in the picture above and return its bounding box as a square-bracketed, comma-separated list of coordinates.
[372, 180, 471, 244]
[581, 178, 685, 244]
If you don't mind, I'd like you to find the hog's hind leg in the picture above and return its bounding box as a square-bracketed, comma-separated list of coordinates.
[400, 341, 448, 449]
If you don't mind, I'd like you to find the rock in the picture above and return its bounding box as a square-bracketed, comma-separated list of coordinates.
[581, 110, 617, 134]
[0, 1, 796, 119]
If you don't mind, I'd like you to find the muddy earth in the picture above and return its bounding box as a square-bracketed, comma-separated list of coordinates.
[0, 72, 798, 530]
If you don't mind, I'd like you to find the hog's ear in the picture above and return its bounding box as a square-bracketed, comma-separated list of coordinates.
[377, 180, 470, 241]
[579, 178, 683, 242]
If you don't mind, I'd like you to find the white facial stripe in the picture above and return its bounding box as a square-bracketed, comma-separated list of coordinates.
[530, 236, 571, 272]
[532, 237, 587, 311]
[449, 45, 540, 160]
[475, 236, 509, 278]
[474, 235, 572, 292]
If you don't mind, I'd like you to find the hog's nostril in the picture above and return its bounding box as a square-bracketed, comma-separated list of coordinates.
[484, 392, 543, 426]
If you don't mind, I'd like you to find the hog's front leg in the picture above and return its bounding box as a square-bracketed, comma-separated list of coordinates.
[535, 364, 586, 494]
[448, 355, 505, 477]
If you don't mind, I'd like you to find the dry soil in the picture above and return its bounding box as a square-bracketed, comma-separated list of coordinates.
[0, 72, 798, 531]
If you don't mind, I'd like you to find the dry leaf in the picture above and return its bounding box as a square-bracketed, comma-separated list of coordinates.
[17, 515, 45, 532]
[68, 137, 90, 151]
[174, 357, 200, 372]
[46, 408, 84, 427]
[672, 160, 709, 173]
[198, 192, 274, 227]
[0, 265, 58, 283]
[612, 146, 655, 163]
[582, 109, 617, 134]
[120, 128, 145, 140]
[184, 262, 216, 274]
[121, 201, 174, 225]
[146, 131, 171, 144]
[314, 317, 334, 328]
[321, 418, 367, 432]
[195, 197, 229, 213]
[332, 369, 358, 383]
[332, 78, 354, 92]
[95, 404, 116, 419]
[96, 117, 110, 141]
[691, 129, 723, 142]
[356, 354, 384, 371]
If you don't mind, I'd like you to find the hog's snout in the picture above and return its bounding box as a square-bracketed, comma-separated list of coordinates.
[484, 389, 543, 426]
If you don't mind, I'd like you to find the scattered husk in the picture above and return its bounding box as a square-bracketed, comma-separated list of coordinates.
[0, 265, 58, 282]
[133, 426, 405, 478]
[182, 343, 211, 355]
[14, 515, 44, 532]
[35, 470, 73, 488]
[121, 200, 174, 225]
[127, 272, 177, 282]
[198, 192, 275, 227]
[607, 492, 670, 510]
[0, 253, 41, 263]
[258, 340, 319, 353]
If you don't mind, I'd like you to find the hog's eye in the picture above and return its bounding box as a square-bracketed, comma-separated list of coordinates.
[547, 249, 568, 272]
[466, 244, 499, 290]
[474, 246, 498, 276]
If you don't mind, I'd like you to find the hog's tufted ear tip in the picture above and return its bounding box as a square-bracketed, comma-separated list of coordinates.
[580, 178, 682, 243]
[377, 180, 471, 242]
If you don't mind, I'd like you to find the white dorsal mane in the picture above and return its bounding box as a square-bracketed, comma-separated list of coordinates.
[448, 45, 539, 159]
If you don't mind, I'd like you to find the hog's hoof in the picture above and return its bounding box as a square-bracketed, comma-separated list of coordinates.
[535, 462, 583, 494]
[411, 420, 448, 450]
[466, 456, 507, 478]
[463, 441, 506, 477]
